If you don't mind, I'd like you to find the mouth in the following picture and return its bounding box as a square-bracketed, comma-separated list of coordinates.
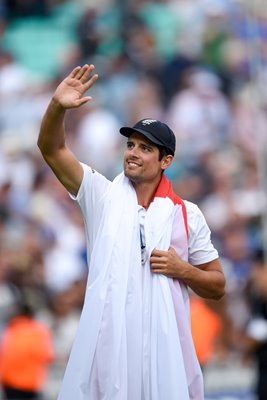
[127, 160, 141, 168]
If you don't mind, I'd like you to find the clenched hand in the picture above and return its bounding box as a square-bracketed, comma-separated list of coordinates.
[150, 247, 189, 278]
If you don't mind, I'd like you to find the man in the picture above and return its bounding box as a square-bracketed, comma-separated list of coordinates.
[0, 301, 54, 400]
[38, 64, 225, 400]
[246, 249, 267, 400]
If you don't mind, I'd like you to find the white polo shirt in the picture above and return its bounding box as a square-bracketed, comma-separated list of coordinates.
[73, 164, 218, 268]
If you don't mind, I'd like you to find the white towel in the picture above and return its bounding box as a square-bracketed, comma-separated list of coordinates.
[58, 172, 203, 400]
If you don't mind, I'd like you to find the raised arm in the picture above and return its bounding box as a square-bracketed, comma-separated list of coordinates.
[37, 64, 98, 196]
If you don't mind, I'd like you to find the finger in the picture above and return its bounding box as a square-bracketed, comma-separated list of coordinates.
[70, 66, 82, 78]
[150, 262, 164, 269]
[168, 246, 177, 254]
[75, 64, 90, 80]
[150, 256, 165, 264]
[83, 73, 99, 90]
[151, 249, 167, 257]
[80, 64, 95, 83]
[150, 256, 167, 265]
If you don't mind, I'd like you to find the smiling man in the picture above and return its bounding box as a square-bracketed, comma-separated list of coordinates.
[38, 64, 225, 400]
[122, 121, 174, 205]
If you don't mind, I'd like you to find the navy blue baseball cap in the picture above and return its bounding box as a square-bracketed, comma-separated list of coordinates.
[120, 118, 176, 156]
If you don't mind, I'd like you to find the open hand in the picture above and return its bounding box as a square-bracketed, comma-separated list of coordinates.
[53, 64, 98, 109]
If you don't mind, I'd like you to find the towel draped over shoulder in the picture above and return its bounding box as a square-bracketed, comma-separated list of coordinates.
[58, 173, 204, 400]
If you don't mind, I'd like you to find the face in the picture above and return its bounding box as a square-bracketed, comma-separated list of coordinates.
[123, 132, 172, 184]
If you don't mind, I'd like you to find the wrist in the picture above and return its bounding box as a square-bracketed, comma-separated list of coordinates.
[50, 97, 66, 113]
[179, 260, 195, 281]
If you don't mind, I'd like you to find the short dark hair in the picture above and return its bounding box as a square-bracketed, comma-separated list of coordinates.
[253, 248, 265, 264]
[158, 145, 170, 161]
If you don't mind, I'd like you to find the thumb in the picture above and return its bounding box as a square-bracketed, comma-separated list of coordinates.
[168, 246, 177, 254]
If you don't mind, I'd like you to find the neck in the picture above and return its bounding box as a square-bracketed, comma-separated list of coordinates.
[132, 175, 162, 208]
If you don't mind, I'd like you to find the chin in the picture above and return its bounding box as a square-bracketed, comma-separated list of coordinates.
[125, 170, 135, 179]
[124, 170, 139, 182]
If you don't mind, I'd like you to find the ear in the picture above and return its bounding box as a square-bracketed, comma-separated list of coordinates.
[161, 155, 173, 171]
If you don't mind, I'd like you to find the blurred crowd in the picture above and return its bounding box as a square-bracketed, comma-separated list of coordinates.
[1, 0, 267, 399]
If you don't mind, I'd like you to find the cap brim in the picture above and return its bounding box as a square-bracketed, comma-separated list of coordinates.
[119, 127, 166, 148]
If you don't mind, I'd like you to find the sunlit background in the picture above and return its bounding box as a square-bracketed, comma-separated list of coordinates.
[0, 0, 267, 399]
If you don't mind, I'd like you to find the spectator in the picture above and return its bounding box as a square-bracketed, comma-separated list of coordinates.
[0, 300, 54, 400]
[245, 249, 267, 400]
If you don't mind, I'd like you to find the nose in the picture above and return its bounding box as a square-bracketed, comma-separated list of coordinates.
[127, 145, 139, 158]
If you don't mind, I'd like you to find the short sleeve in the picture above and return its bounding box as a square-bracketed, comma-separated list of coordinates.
[69, 163, 111, 205]
[185, 200, 219, 266]
[69, 163, 112, 244]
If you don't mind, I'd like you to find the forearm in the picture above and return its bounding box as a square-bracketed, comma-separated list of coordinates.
[37, 98, 67, 157]
[178, 259, 225, 300]
[36, 65, 98, 195]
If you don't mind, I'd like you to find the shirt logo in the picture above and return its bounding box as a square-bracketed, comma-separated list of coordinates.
[141, 119, 157, 126]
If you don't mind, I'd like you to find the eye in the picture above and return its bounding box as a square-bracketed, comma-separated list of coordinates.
[126, 141, 134, 149]
[141, 145, 152, 152]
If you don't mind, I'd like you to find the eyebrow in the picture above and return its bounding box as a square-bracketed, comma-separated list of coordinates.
[127, 139, 154, 149]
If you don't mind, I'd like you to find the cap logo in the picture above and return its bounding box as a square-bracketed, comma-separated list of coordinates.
[141, 119, 157, 126]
